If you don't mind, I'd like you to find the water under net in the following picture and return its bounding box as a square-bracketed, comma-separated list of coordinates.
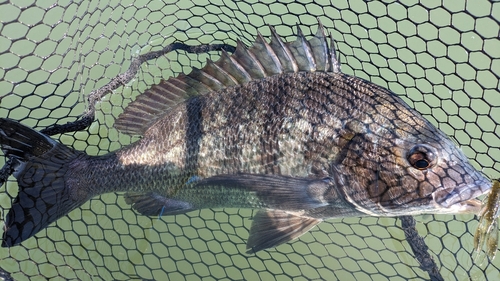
[0, 0, 499, 280]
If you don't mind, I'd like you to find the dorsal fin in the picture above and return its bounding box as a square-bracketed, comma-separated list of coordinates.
[114, 20, 342, 135]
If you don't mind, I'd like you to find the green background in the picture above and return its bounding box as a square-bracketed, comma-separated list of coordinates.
[0, 0, 499, 280]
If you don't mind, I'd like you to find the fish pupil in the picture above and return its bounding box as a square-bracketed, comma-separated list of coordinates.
[414, 159, 430, 169]
[407, 144, 437, 170]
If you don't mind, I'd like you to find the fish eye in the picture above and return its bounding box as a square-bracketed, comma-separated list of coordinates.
[407, 144, 437, 170]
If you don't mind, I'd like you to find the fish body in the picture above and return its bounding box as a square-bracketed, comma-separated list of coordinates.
[0, 22, 492, 253]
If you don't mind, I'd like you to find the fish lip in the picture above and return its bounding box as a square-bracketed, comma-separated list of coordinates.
[433, 178, 492, 210]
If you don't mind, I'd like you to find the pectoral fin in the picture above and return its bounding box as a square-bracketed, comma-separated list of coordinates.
[246, 209, 321, 254]
[195, 173, 333, 211]
[124, 192, 194, 216]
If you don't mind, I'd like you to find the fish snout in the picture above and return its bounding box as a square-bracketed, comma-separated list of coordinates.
[432, 177, 492, 214]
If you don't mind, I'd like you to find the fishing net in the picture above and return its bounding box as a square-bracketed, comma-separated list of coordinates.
[0, 0, 499, 280]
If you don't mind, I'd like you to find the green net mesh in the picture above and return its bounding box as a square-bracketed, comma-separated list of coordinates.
[0, 0, 499, 280]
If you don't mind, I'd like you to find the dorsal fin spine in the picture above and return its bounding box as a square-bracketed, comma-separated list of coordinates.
[216, 50, 252, 84]
[189, 68, 224, 91]
[233, 40, 267, 79]
[329, 33, 341, 73]
[175, 74, 212, 96]
[249, 33, 283, 76]
[204, 59, 239, 87]
[310, 21, 329, 72]
[287, 25, 316, 72]
[269, 26, 298, 73]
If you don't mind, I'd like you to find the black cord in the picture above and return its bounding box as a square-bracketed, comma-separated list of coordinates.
[400, 216, 444, 281]
[41, 42, 236, 137]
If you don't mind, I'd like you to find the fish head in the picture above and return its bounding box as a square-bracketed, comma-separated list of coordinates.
[334, 101, 492, 217]
[395, 131, 491, 215]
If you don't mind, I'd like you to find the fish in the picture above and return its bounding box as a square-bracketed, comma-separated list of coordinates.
[0, 21, 492, 253]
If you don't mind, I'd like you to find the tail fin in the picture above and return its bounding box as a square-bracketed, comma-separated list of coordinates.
[0, 118, 89, 247]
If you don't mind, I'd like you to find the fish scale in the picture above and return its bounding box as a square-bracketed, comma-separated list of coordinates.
[0, 21, 492, 253]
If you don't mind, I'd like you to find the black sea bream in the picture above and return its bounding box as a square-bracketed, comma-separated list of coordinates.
[0, 22, 491, 253]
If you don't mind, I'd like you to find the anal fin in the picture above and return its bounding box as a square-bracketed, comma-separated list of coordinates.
[124, 192, 194, 216]
[246, 210, 321, 254]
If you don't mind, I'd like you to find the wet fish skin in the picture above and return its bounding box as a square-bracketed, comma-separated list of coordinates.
[146, 71, 488, 217]
[0, 22, 492, 252]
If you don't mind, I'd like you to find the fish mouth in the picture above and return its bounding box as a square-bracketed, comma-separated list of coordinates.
[433, 178, 492, 213]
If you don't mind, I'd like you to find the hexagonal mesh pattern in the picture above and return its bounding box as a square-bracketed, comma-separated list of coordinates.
[0, 0, 499, 280]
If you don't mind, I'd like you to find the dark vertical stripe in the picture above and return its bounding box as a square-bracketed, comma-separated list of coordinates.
[185, 96, 204, 176]
[260, 95, 283, 175]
